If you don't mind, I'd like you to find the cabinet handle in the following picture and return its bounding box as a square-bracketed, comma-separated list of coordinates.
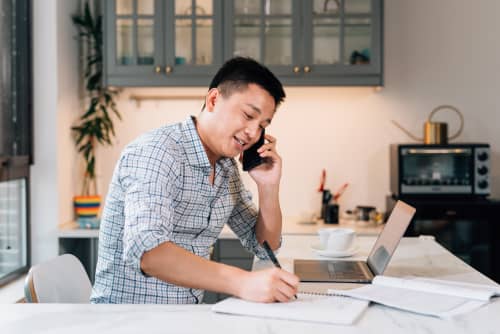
[165, 65, 173, 74]
[154, 66, 161, 74]
[293, 66, 300, 73]
[304, 65, 311, 73]
[0, 157, 9, 167]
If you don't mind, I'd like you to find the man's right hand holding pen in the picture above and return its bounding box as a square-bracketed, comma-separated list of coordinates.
[236, 267, 299, 303]
[233, 241, 299, 303]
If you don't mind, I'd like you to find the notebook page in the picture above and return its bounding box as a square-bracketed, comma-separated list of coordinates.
[328, 285, 486, 317]
[212, 293, 369, 325]
[372, 276, 497, 301]
[408, 277, 500, 298]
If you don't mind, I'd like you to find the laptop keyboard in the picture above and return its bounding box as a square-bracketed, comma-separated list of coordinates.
[294, 259, 372, 282]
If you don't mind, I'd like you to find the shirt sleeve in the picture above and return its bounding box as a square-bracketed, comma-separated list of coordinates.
[226, 172, 280, 260]
[118, 144, 179, 274]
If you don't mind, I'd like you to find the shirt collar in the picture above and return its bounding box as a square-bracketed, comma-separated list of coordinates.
[181, 116, 211, 170]
[181, 116, 235, 171]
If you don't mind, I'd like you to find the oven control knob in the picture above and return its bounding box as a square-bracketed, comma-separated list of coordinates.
[477, 152, 489, 161]
[477, 166, 488, 175]
[477, 180, 489, 189]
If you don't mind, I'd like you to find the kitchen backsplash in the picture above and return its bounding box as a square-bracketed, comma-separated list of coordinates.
[94, 85, 499, 218]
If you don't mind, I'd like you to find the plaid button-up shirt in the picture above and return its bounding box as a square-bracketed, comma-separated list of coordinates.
[91, 116, 269, 304]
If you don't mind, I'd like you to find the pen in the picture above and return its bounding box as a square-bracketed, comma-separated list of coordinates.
[262, 240, 298, 300]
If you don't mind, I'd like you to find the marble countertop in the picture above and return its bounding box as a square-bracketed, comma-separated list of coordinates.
[4, 235, 500, 333]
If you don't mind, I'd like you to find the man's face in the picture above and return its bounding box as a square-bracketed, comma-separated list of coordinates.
[207, 83, 276, 159]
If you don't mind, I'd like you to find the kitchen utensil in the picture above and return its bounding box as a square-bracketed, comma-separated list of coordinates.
[317, 168, 326, 192]
[355, 206, 376, 221]
[392, 105, 464, 144]
[333, 182, 349, 201]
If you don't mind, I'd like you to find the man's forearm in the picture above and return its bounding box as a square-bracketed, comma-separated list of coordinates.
[256, 184, 282, 249]
[141, 241, 248, 295]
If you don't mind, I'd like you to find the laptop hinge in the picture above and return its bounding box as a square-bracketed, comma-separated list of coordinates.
[366, 259, 379, 277]
[360, 262, 375, 280]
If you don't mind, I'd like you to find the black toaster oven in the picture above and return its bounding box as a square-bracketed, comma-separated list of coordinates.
[390, 143, 490, 197]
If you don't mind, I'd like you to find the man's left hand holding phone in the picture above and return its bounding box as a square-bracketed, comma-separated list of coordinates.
[242, 129, 282, 188]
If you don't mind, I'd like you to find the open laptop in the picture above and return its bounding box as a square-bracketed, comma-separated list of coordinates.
[294, 200, 416, 283]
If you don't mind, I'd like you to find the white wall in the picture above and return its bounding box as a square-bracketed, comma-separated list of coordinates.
[95, 0, 500, 220]
[31, 0, 80, 264]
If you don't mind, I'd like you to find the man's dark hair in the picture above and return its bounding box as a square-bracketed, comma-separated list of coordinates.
[208, 57, 286, 107]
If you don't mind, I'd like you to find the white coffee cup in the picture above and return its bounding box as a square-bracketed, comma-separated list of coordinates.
[318, 228, 355, 251]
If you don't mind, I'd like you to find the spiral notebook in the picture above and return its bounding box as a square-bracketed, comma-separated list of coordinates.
[328, 275, 499, 318]
[211, 292, 369, 325]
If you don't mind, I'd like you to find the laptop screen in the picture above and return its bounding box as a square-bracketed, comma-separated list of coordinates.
[366, 201, 416, 276]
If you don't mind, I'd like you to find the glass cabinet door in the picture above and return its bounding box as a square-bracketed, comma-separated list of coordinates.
[105, 0, 163, 80]
[163, 0, 223, 78]
[302, 0, 382, 81]
[225, 0, 300, 77]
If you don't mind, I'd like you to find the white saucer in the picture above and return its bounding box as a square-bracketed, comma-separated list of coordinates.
[310, 243, 358, 258]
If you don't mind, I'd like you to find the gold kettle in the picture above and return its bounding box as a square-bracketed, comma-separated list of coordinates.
[392, 105, 464, 144]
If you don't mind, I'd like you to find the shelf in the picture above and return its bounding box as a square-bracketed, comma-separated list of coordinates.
[129, 94, 205, 107]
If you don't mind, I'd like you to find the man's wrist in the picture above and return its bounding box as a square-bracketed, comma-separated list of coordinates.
[257, 183, 280, 198]
[221, 264, 250, 298]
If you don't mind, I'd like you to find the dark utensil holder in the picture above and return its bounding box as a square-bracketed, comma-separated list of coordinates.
[325, 203, 339, 224]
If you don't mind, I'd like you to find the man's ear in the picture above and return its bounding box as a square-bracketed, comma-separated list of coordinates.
[205, 88, 219, 112]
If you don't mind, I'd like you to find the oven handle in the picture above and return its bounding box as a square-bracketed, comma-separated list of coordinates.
[406, 148, 469, 154]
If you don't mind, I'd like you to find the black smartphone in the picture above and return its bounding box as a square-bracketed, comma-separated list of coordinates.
[242, 130, 265, 171]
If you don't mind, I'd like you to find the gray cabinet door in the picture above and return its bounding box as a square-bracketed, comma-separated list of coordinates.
[163, 0, 224, 85]
[223, 0, 302, 78]
[104, 0, 165, 86]
[299, 0, 383, 85]
[224, 0, 383, 86]
[105, 0, 223, 86]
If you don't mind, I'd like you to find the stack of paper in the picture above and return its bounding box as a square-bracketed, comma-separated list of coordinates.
[212, 292, 369, 325]
[329, 276, 500, 318]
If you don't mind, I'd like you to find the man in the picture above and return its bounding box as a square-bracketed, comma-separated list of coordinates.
[91, 57, 299, 304]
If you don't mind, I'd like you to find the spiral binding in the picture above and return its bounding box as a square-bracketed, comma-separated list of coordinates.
[298, 291, 348, 297]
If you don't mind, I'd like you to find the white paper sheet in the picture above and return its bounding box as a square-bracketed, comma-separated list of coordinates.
[212, 293, 369, 325]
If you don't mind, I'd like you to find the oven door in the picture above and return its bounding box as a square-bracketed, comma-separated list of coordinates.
[400, 147, 473, 194]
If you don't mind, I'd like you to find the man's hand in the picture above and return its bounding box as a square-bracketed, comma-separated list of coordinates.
[247, 133, 282, 187]
[236, 267, 299, 303]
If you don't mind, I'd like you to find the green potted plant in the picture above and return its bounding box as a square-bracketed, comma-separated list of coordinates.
[72, 2, 121, 227]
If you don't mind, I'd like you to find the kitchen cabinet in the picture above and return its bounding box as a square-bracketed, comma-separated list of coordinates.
[104, 0, 224, 86]
[58, 223, 99, 284]
[225, 0, 383, 85]
[104, 0, 383, 86]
